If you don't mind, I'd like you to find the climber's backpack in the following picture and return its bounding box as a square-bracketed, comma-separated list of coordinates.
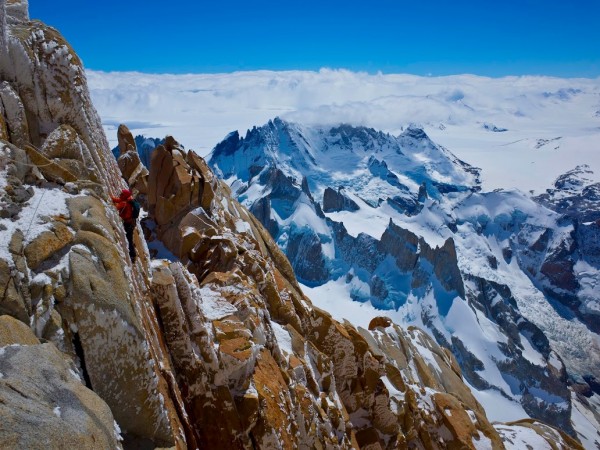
[131, 199, 141, 220]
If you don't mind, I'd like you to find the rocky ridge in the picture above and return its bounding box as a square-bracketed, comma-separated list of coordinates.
[0, 2, 589, 449]
[533, 165, 600, 331]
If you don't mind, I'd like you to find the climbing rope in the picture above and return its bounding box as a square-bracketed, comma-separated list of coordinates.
[0, 143, 63, 168]
[2, 156, 60, 168]
[23, 188, 47, 241]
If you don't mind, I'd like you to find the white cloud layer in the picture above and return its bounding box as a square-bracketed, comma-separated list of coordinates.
[87, 69, 600, 193]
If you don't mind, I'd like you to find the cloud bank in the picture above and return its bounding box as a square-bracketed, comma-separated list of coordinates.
[87, 69, 600, 192]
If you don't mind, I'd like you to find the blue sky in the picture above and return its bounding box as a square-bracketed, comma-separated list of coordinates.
[30, 0, 600, 77]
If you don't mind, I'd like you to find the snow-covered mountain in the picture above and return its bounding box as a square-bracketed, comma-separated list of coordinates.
[209, 118, 600, 445]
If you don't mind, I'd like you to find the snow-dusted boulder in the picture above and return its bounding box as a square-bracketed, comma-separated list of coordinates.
[41, 124, 100, 183]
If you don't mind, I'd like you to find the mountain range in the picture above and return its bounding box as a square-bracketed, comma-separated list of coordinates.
[208, 117, 600, 445]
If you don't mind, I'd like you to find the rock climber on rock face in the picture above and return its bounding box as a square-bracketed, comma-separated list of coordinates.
[111, 188, 138, 261]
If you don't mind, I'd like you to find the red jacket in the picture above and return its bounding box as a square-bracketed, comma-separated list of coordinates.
[112, 191, 134, 224]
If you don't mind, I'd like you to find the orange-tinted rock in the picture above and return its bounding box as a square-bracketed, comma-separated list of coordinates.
[23, 144, 78, 184]
[117, 149, 149, 194]
[117, 124, 136, 156]
[368, 316, 393, 330]
[252, 349, 298, 448]
[24, 221, 74, 270]
[0, 314, 39, 345]
[40, 124, 100, 182]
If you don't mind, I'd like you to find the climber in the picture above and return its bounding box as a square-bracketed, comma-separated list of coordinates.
[111, 189, 140, 262]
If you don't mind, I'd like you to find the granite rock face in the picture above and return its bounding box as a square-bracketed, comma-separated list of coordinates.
[150, 262, 351, 448]
[0, 3, 120, 193]
[0, 345, 122, 450]
[41, 125, 99, 184]
[0, 4, 185, 447]
[533, 165, 600, 333]
[0, 314, 123, 450]
[323, 186, 360, 212]
[0, 154, 184, 446]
